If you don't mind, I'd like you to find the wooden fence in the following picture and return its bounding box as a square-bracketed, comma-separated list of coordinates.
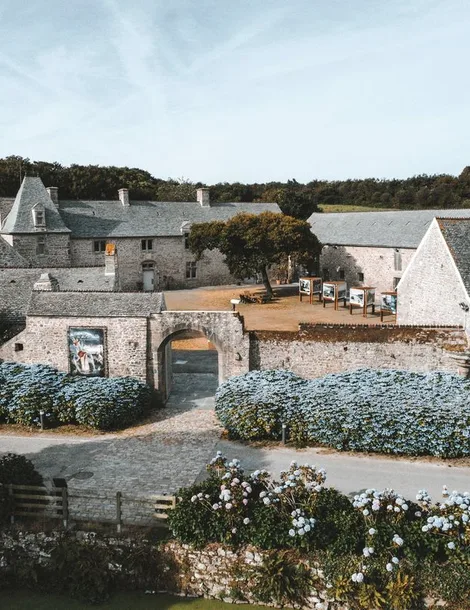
[1, 484, 178, 531]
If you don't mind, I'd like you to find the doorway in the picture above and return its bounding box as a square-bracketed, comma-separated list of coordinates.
[166, 330, 219, 409]
[142, 261, 156, 291]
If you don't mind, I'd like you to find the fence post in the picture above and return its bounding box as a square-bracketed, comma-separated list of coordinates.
[8, 484, 14, 524]
[62, 487, 69, 529]
[116, 491, 122, 534]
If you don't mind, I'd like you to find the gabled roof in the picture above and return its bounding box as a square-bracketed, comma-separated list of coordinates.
[1, 176, 70, 234]
[59, 200, 281, 238]
[27, 290, 165, 317]
[0, 235, 30, 267]
[308, 209, 470, 248]
[437, 218, 470, 296]
[0, 267, 116, 321]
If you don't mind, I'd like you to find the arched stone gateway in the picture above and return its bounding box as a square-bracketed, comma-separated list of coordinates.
[148, 311, 250, 401]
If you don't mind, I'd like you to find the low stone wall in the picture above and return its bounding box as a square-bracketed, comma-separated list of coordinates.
[250, 325, 467, 378]
[0, 532, 444, 609]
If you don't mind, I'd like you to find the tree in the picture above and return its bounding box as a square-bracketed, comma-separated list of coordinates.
[258, 179, 320, 219]
[189, 212, 322, 297]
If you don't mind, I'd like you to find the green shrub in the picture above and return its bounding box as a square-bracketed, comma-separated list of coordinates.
[0, 453, 43, 524]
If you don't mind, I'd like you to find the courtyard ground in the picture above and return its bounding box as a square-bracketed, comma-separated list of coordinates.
[164, 283, 395, 331]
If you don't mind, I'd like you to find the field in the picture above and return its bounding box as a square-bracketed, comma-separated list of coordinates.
[164, 284, 394, 332]
[319, 204, 394, 213]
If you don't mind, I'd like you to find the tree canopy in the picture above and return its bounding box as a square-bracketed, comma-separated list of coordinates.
[1, 155, 469, 213]
[188, 212, 322, 296]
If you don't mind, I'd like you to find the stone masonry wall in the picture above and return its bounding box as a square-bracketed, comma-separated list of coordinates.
[0, 316, 148, 381]
[250, 325, 467, 378]
[320, 245, 415, 295]
[11, 233, 71, 267]
[70, 237, 237, 290]
[397, 220, 470, 329]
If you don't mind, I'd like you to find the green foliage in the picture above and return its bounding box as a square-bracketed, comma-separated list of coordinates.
[251, 550, 314, 607]
[189, 212, 321, 295]
[2, 156, 469, 210]
[0, 362, 154, 431]
[0, 453, 43, 524]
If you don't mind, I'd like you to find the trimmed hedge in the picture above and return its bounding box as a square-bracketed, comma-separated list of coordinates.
[0, 362, 154, 431]
[215, 368, 470, 457]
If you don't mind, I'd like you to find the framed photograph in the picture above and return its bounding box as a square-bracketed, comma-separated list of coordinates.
[312, 278, 322, 294]
[350, 288, 364, 307]
[337, 282, 347, 301]
[381, 294, 397, 314]
[323, 283, 336, 300]
[68, 327, 106, 377]
[299, 278, 311, 295]
[367, 289, 376, 306]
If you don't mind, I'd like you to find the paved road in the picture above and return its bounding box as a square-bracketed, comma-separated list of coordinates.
[1, 350, 470, 506]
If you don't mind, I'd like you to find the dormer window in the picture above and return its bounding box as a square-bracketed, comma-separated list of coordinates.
[32, 204, 46, 228]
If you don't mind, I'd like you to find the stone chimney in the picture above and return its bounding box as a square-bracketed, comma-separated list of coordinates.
[33, 272, 59, 291]
[46, 186, 59, 207]
[197, 188, 210, 207]
[118, 188, 130, 207]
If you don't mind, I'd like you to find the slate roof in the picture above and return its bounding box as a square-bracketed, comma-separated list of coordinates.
[1, 177, 70, 234]
[437, 218, 470, 296]
[0, 235, 30, 267]
[59, 200, 281, 238]
[308, 209, 470, 248]
[0, 267, 115, 321]
[27, 290, 165, 317]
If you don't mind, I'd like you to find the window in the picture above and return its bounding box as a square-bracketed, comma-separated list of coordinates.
[339, 269, 345, 280]
[393, 277, 400, 290]
[37, 235, 46, 255]
[32, 207, 45, 227]
[186, 261, 197, 279]
[14, 343, 23, 352]
[93, 240, 106, 253]
[322, 267, 330, 281]
[358, 272, 364, 282]
[184, 233, 190, 249]
[394, 249, 402, 271]
[141, 239, 153, 251]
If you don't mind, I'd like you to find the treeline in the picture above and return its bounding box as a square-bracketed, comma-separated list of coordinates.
[1, 156, 470, 219]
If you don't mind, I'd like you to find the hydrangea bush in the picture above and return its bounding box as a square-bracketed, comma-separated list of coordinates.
[0, 361, 153, 430]
[215, 368, 470, 457]
[171, 453, 470, 609]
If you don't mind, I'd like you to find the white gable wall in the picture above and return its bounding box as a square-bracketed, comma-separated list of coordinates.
[397, 219, 470, 328]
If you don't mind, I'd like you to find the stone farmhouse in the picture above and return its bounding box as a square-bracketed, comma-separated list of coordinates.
[398, 217, 470, 332]
[308, 209, 470, 295]
[0, 176, 281, 293]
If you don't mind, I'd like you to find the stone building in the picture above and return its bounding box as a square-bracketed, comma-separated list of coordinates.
[397, 217, 470, 332]
[308, 209, 470, 295]
[0, 176, 281, 292]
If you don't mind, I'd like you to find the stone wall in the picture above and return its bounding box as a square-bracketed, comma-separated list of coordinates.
[250, 325, 467, 378]
[0, 316, 149, 381]
[320, 245, 415, 295]
[70, 237, 237, 290]
[11, 233, 71, 267]
[397, 220, 470, 330]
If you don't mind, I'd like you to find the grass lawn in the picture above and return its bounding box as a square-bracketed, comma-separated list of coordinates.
[319, 203, 394, 213]
[0, 590, 265, 609]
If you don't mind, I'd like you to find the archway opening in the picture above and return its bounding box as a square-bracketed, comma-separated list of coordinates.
[165, 329, 219, 408]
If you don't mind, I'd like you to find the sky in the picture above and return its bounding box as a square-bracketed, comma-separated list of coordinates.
[0, 0, 469, 184]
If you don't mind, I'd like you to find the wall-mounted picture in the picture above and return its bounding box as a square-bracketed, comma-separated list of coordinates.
[68, 327, 105, 377]
[381, 294, 397, 314]
[350, 288, 364, 306]
[323, 283, 336, 300]
[299, 278, 311, 294]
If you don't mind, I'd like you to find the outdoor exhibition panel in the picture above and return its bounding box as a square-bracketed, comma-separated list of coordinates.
[299, 277, 322, 303]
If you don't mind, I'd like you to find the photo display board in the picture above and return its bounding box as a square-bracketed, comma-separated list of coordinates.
[299, 277, 323, 303]
[381, 292, 397, 314]
[68, 327, 106, 377]
[323, 281, 347, 310]
[349, 287, 376, 317]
